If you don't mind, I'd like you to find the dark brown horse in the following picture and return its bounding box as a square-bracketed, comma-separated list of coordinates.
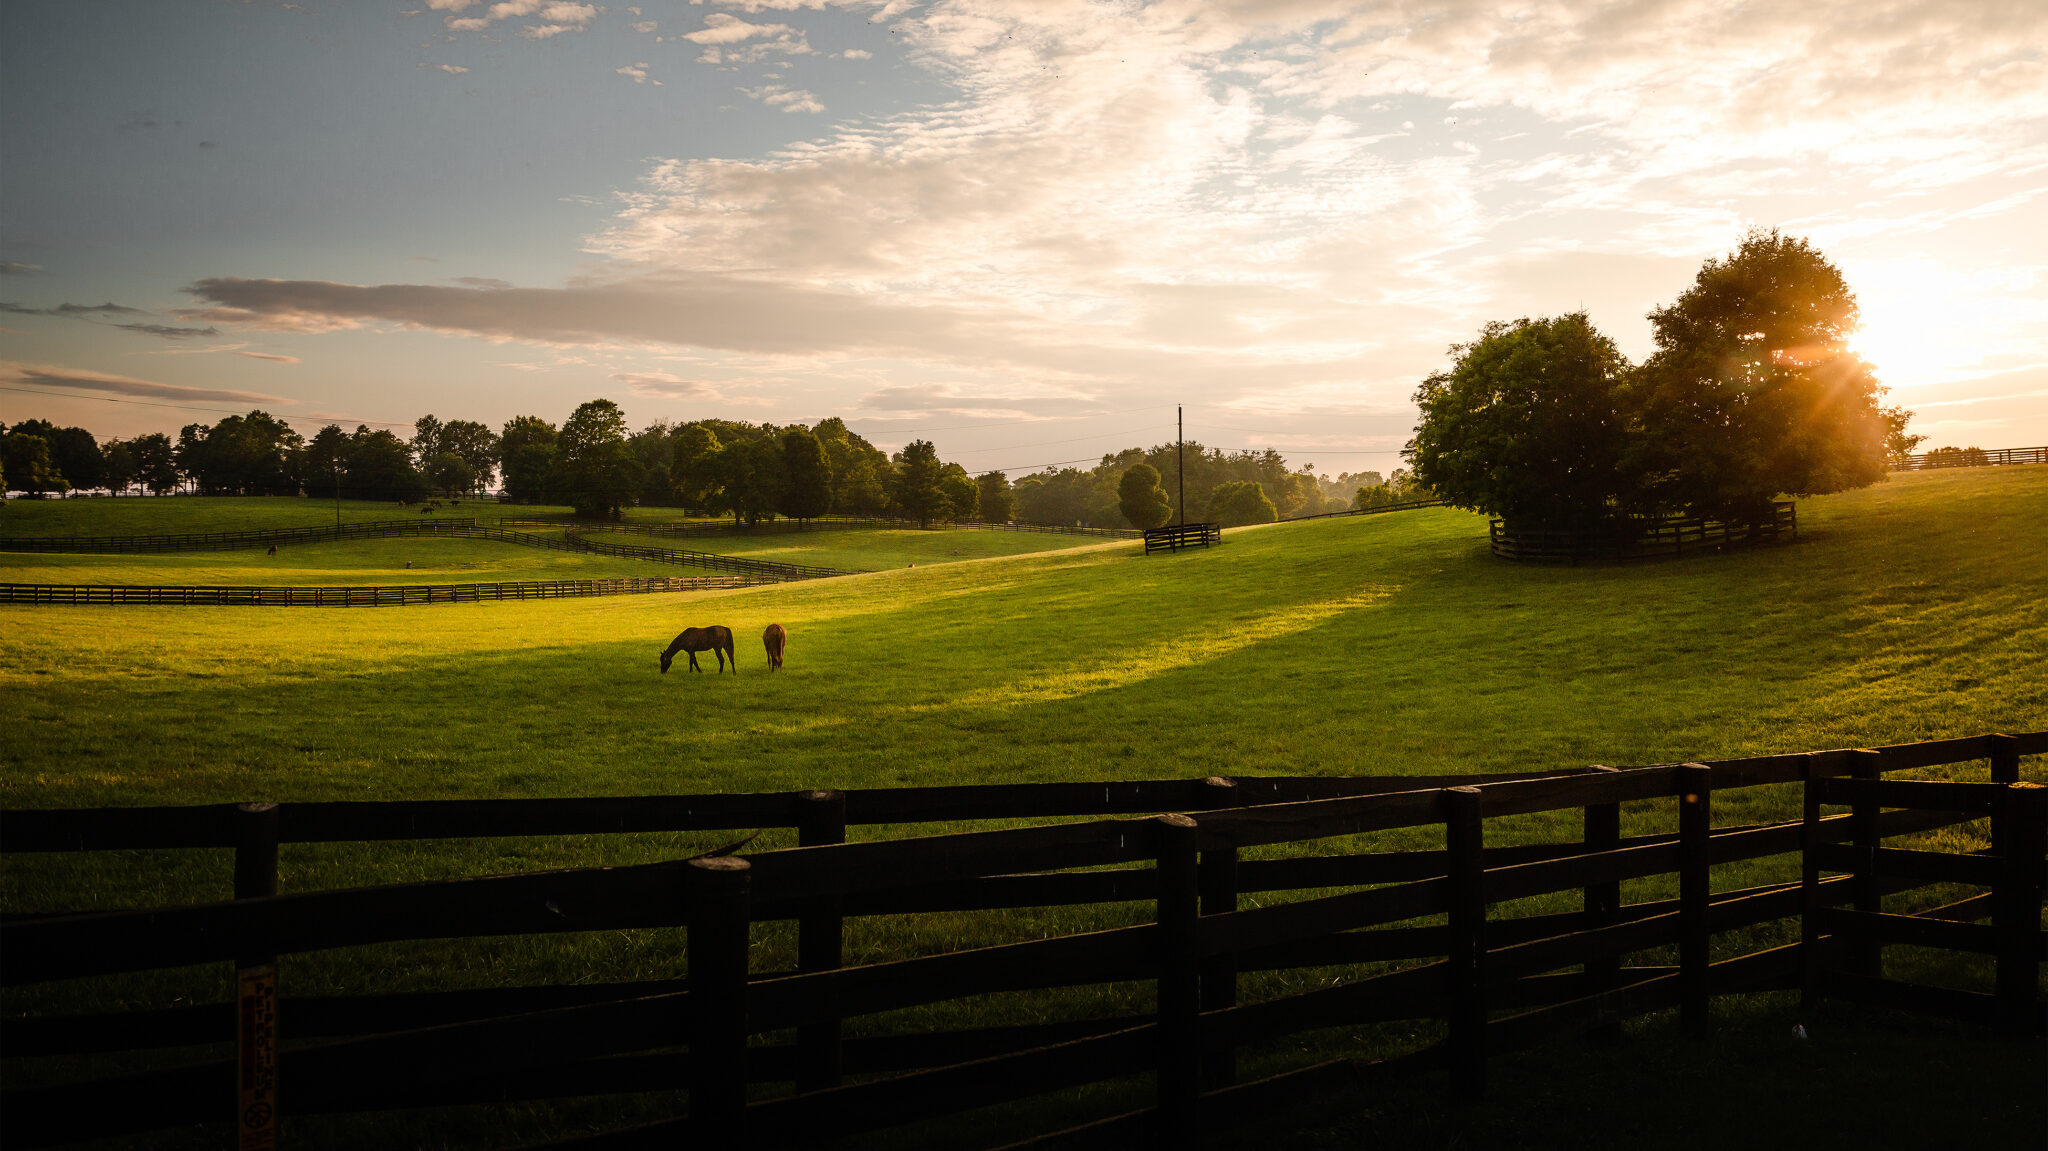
[661, 625, 736, 674]
[762, 623, 786, 670]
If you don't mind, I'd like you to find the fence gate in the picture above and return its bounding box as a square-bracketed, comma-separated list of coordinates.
[1800, 748, 2046, 1033]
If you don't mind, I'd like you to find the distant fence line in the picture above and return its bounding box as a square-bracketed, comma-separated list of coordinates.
[502, 514, 1144, 540]
[1894, 445, 2047, 471]
[0, 576, 747, 607]
[0, 518, 855, 584]
[0, 732, 2039, 1148]
[1490, 501, 1797, 563]
[1278, 497, 1449, 523]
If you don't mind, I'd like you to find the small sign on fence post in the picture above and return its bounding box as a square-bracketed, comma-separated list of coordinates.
[237, 963, 280, 1151]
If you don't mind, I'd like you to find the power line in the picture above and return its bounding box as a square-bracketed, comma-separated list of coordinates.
[947, 425, 1175, 456]
[0, 384, 413, 429]
[849, 404, 1177, 434]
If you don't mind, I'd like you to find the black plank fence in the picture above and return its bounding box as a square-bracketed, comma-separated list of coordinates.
[1143, 523, 1222, 554]
[1, 733, 2040, 1148]
[1490, 501, 1797, 563]
[1893, 445, 2047, 471]
[0, 576, 747, 606]
[504, 515, 1144, 541]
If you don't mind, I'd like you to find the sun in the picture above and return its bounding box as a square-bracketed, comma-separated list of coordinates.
[1843, 258, 2012, 388]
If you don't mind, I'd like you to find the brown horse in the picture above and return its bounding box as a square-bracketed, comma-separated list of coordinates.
[762, 623, 786, 670]
[661, 625, 736, 674]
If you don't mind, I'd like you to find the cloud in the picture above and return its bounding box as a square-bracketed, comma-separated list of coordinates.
[236, 351, 302, 363]
[738, 84, 824, 113]
[629, 19, 657, 34]
[0, 361, 287, 404]
[617, 62, 656, 84]
[0, 262, 40, 275]
[423, 63, 471, 74]
[612, 371, 722, 399]
[839, 48, 871, 60]
[2, 301, 146, 316]
[686, 12, 813, 63]
[439, 0, 599, 38]
[115, 322, 221, 340]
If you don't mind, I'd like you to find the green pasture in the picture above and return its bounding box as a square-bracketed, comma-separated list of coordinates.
[2, 466, 2043, 1148]
[0, 494, 550, 536]
[578, 525, 1084, 570]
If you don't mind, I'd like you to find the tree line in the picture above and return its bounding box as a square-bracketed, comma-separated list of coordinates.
[1404, 231, 1927, 534]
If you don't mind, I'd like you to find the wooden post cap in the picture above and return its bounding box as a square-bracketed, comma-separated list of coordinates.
[1156, 813, 1199, 829]
[689, 855, 752, 873]
[1203, 777, 1235, 788]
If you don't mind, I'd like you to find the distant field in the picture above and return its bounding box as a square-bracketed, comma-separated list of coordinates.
[578, 525, 1085, 570]
[0, 537, 678, 585]
[2, 466, 2042, 1149]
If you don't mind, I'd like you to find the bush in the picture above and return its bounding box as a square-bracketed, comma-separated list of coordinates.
[1206, 480, 1277, 527]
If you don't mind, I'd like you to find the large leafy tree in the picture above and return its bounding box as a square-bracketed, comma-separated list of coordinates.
[815, 418, 892, 515]
[425, 452, 476, 496]
[346, 426, 431, 502]
[975, 471, 1014, 522]
[556, 399, 643, 520]
[938, 469, 979, 521]
[498, 415, 558, 504]
[720, 434, 787, 526]
[670, 424, 727, 516]
[1117, 463, 1173, 529]
[891, 439, 948, 527]
[129, 433, 179, 494]
[778, 426, 834, 521]
[1406, 312, 1631, 529]
[1627, 229, 1888, 522]
[1204, 480, 1277, 527]
[304, 425, 349, 499]
[438, 420, 499, 491]
[2, 432, 68, 495]
[100, 439, 138, 494]
[173, 411, 303, 495]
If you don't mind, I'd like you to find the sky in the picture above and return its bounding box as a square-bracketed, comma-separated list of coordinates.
[3, 0, 2045, 476]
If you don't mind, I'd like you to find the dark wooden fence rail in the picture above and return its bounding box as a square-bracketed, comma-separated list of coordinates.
[504, 515, 1144, 541]
[1, 733, 2040, 1150]
[0, 576, 749, 606]
[0, 517, 485, 554]
[1279, 497, 1448, 523]
[1893, 444, 2047, 471]
[1143, 522, 1222, 553]
[1490, 501, 1797, 563]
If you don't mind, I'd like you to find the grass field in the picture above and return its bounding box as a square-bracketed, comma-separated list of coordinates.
[577, 525, 1087, 570]
[2, 466, 2043, 1148]
[0, 537, 683, 585]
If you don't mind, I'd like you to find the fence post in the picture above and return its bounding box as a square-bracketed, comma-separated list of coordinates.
[1993, 782, 2046, 1037]
[1799, 755, 1825, 1014]
[1678, 764, 1712, 1037]
[1197, 777, 1240, 1090]
[1444, 786, 1485, 1103]
[1989, 734, 2019, 859]
[1582, 766, 1621, 1038]
[794, 789, 846, 1094]
[233, 802, 280, 1151]
[1847, 749, 1883, 979]
[1153, 814, 1201, 1143]
[688, 856, 752, 1141]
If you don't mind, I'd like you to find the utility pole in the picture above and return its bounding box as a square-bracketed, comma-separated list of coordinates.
[1177, 404, 1185, 526]
[333, 459, 341, 532]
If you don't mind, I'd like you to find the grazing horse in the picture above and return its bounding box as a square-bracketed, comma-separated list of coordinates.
[762, 623, 786, 670]
[661, 625, 736, 674]
[266, 545, 278, 556]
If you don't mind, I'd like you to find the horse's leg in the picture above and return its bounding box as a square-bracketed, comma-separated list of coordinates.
[689, 651, 702, 673]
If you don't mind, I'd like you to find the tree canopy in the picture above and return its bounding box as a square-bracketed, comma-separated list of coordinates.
[1117, 463, 1173, 529]
[555, 400, 642, 520]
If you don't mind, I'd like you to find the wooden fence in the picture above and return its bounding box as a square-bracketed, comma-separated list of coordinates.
[0, 519, 853, 585]
[1489, 502, 1797, 563]
[1893, 445, 2047, 471]
[1278, 498, 1448, 523]
[0, 733, 2040, 1149]
[0, 576, 747, 606]
[504, 515, 1144, 541]
[1143, 522, 1223, 553]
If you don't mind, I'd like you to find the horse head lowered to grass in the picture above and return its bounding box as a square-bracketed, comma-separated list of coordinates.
[660, 625, 736, 674]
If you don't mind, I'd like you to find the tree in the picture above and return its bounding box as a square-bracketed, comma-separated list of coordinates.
[1627, 229, 1888, 523]
[346, 426, 430, 502]
[671, 424, 726, 516]
[101, 439, 138, 494]
[891, 439, 948, 527]
[1406, 312, 1632, 529]
[2, 432, 68, 495]
[1117, 463, 1173, 529]
[130, 433, 178, 494]
[1880, 406, 1926, 466]
[1354, 483, 1401, 510]
[304, 425, 350, 499]
[45, 425, 104, 491]
[721, 435, 787, 526]
[976, 471, 1014, 522]
[425, 452, 475, 496]
[1013, 467, 1116, 525]
[640, 462, 675, 507]
[556, 399, 643, 520]
[777, 428, 834, 521]
[438, 420, 499, 491]
[1205, 480, 1276, 527]
[411, 414, 445, 469]
[938, 471, 979, 521]
[498, 415, 558, 504]
[171, 411, 303, 496]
